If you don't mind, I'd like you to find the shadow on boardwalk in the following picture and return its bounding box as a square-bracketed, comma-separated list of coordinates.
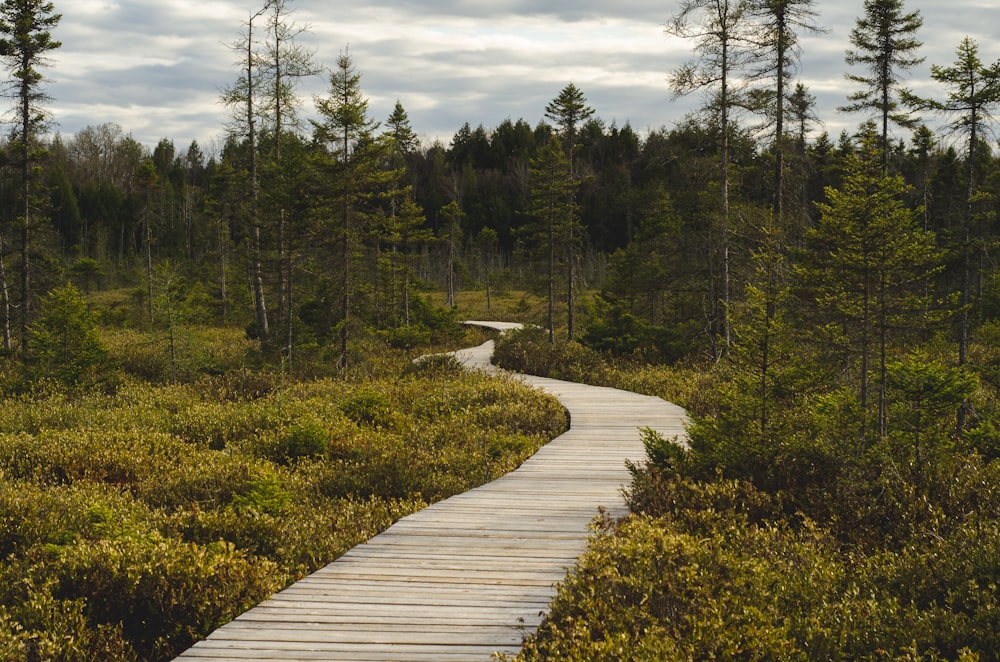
[177, 325, 687, 661]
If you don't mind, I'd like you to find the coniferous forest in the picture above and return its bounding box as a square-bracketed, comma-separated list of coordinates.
[4, 0, 1000, 658]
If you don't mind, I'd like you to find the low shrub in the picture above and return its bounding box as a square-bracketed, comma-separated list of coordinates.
[493, 326, 605, 383]
[279, 419, 329, 463]
[339, 389, 392, 428]
[512, 506, 994, 661]
[403, 352, 464, 377]
[44, 533, 282, 660]
[0, 342, 567, 660]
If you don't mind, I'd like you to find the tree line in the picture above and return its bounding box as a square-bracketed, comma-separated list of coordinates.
[0, 0, 999, 386]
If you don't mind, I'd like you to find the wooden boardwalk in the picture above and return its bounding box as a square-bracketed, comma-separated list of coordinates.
[177, 325, 687, 661]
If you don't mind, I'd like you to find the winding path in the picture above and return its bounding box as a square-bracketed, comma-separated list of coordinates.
[176, 322, 687, 661]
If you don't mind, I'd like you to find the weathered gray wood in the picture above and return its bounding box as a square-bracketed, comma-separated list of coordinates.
[176, 322, 687, 661]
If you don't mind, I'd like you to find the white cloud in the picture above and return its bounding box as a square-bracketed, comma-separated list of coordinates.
[13, 0, 996, 152]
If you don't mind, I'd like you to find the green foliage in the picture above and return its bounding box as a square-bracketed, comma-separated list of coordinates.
[339, 388, 392, 428]
[0, 586, 132, 661]
[276, 419, 329, 464]
[101, 326, 255, 382]
[517, 475, 1000, 661]
[41, 534, 282, 660]
[379, 323, 431, 349]
[0, 336, 566, 659]
[582, 299, 695, 362]
[404, 352, 464, 377]
[493, 325, 604, 383]
[25, 284, 115, 390]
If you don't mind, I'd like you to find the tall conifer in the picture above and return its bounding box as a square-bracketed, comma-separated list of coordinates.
[0, 0, 61, 351]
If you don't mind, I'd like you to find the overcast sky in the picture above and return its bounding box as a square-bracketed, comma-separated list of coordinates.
[37, 0, 1000, 155]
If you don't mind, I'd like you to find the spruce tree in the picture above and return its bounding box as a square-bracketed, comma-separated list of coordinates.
[667, 0, 757, 355]
[749, 0, 824, 228]
[220, 3, 271, 346]
[905, 37, 1000, 427]
[0, 0, 61, 351]
[800, 130, 939, 441]
[527, 137, 577, 343]
[840, 0, 924, 172]
[544, 83, 594, 164]
[543, 86, 593, 338]
[313, 51, 397, 367]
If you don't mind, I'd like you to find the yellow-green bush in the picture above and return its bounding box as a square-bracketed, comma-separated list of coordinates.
[0, 343, 566, 661]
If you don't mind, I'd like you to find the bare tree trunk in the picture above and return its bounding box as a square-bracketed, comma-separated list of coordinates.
[145, 212, 153, 323]
[447, 228, 456, 308]
[567, 221, 574, 340]
[0, 229, 10, 351]
[247, 8, 269, 346]
[957, 120, 975, 430]
[19, 113, 29, 351]
[720, 36, 731, 355]
[285, 209, 293, 371]
[548, 215, 555, 343]
[219, 220, 229, 321]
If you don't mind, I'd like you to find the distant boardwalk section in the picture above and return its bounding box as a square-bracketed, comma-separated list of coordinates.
[176, 323, 687, 661]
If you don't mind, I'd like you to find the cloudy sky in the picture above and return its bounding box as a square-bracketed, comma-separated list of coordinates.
[36, 0, 1000, 154]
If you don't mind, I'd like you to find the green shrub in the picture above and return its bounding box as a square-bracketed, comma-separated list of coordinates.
[0, 344, 569, 659]
[280, 419, 329, 462]
[404, 352, 464, 377]
[379, 324, 432, 349]
[47, 533, 282, 660]
[102, 327, 255, 383]
[0, 481, 151, 558]
[24, 284, 117, 392]
[340, 389, 392, 428]
[493, 326, 605, 383]
[0, 585, 133, 661]
[512, 508, 998, 662]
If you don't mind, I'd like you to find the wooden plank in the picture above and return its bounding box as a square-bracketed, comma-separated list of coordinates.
[176, 326, 687, 661]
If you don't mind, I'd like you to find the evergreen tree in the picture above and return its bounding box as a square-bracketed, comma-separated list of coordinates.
[0, 0, 61, 351]
[220, 3, 271, 346]
[527, 137, 577, 343]
[749, 0, 824, 228]
[313, 50, 397, 367]
[544, 86, 593, 339]
[383, 101, 422, 325]
[667, 0, 757, 355]
[544, 83, 595, 166]
[800, 131, 939, 441]
[26, 283, 110, 388]
[840, 0, 924, 172]
[262, 0, 318, 364]
[439, 200, 463, 309]
[906, 37, 1000, 426]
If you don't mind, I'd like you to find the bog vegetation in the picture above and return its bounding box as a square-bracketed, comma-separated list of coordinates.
[1, 0, 1000, 659]
[0, 288, 566, 659]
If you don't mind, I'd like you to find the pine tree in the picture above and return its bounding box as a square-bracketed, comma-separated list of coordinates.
[0, 0, 61, 351]
[313, 50, 397, 367]
[220, 3, 271, 346]
[440, 201, 463, 309]
[527, 137, 577, 343]
[800, 130, 939, 441]
[262, 0, 319, 365]
[667, 0, 757, 355]
[543, 86, 593, 338]
[27, 283, 109, 388]
[544, 83, 595, 165]
[840, 0, 924, 172]
[749, 0, 824, 227]
[905, 37, 1000, 427]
